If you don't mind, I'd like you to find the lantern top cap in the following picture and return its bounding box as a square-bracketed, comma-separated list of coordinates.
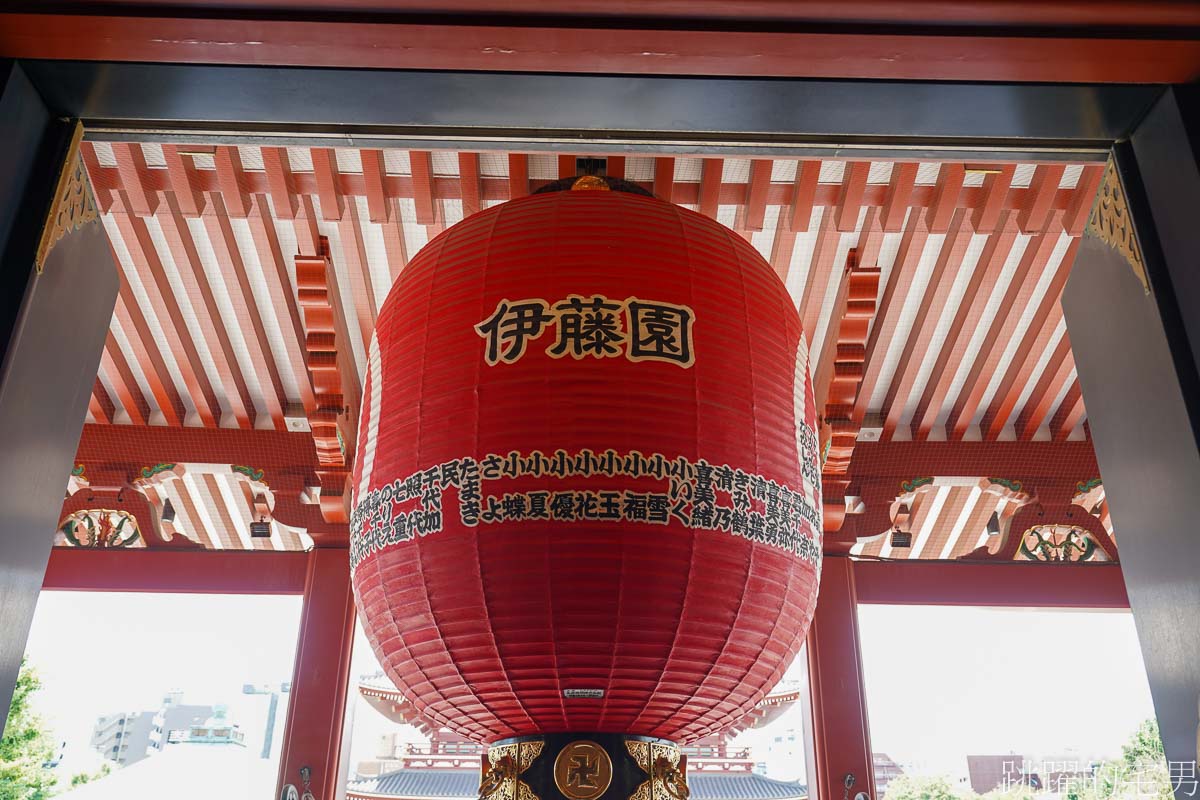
[533, 175, 656, 199]
[571, 176, 611, 191]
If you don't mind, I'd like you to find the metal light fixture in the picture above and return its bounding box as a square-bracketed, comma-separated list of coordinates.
[986, 510, 1002, 536]
[889, 528, 913, 548]
[161, 498, 176, 524]
[249, 517, 272, 538]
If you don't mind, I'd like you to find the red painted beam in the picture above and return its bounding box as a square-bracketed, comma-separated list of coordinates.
[100, 331, 150, 426]
[698, 158, 722, 219]
[835, 161, 870, 232]
[799, 210, 840, 336]
[1051, 382, 1087, 441]
[43, 547, 311, 593]
[853, 559, 1128, 608]
[653, 157, 675, 203]
[112, 143, 157, 216]
[849, 439, 1099, 479]
[789, 160, 820, 232]
[361, 149, 391, 223]
[1064, 165, 1106, 236]
[1015, 334, 1075, 440]
[458, 151, 482, 218]
[312, 147, 345, 221]
[410, 150, 439, 227]
[925, 163, 965, 233]
[262, 146, 299, 220]
[879, 162, 915, 233]
[89, 378, 115, 425]
[215, 146, 251, 218]
[508, 154, 529, 199]
[162, 144, 206, 217]
[1016, 164, 1067, 233]
[4, 14, 1199, 83]
[969, 164, 1016, 233]
[743, 159, 771, 232]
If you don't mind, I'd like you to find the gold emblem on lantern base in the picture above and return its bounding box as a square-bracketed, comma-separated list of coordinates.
[554, 740, 613, 800]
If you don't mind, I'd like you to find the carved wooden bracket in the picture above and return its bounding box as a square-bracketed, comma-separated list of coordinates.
[816, 247, 882, 533]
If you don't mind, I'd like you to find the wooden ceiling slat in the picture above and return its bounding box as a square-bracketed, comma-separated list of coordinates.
[788, 160, 821, 233]
[333, 196, 381, 356]
[162, 477, 217, 550]
[379, 202, 410, 284]
[925, 163, 965, 233]
[852, 211, 930, 424]
[1064, 165, 1106, 236]
[261, 146, 299, 220]
[969, 164, 1016, 233]
[197, 473, 251, 550]
[768, 213, 797, 285]
[362, 149, 392, 223]
[697, 158, 722, 218]
[948, 494, 1005, 559]
[214, 146, 252, 218]
[1015, 333, 1075, 440]
[880, 210, 975, 439]
[161, 145, 205, 217]
[834, 161, 870, 232]
[945, 213, 1065, 440]
[157, 197, 256, 429]
[203, 195, 288, 429]
[312, 147, 345, 221]
[247, 195, 319, 415]
[742, 159, 772, 232]
[652, 158, 675, 202]
[1051, 382, 1086, 441]
[508, 154, 530, 199]
[89, 377, 115, 425]
[457, 152, 482, 218]
[114, 210, 222, 428]
[911, 214, 1019, 440]
[980, 239, 1078, 440]
[799, 211, 842, 340]
[880, 162, 916, 233]
[1016, 164, 1068, 233]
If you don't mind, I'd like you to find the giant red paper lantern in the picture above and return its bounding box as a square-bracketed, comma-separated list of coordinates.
[350, 179, 822, 749]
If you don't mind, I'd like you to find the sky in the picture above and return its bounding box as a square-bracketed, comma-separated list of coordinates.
[20, 592, 1156, 791]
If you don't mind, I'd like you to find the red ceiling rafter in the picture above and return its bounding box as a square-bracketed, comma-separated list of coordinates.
[653, 157, 675, 203]
[1065, 165, 1106, 236]
[111, 273, 187, 427]
[100, 331, 150, 426]
[743, 159, 772, 232]
[925, 163, 965, 233]
[834, 161, 870, 232]
[161, 144, 205, 217]
[508, 154, 529, 199]
[112, 142, 157, 217]
[799, 211, 842, 338]
[409, 150, 441, 234]
[849, 439, 1099, 479]
[980, 238, 1078, 439]
[1051, 382, 1087, 441]
[1016, 164, 1067, 233]
[606, 156, 626, 180]
[852, 211, 930, 425]
[333, 196, 380, 355]
[1015, 332, 1076, 440]
[768, 214, 797, 284]
[946, 211, 1065, 440]
[910, 214, 1019, 439]
[202, 195, 289, 429]
[215, 146, 251, 218]
[457, 152, 482, 218]
[361, 149, 392, 223]
[880, 209, 974, 440]
[970, 164, 1016, 233]
[157, 195, 256, 428]
[89, 378, 115, 425]
[698, 158, 722, 218]
[80, 142, 115, 213]
[879, 162, 916, 233]
[789, 160, 821, 232]
[312, 147, 345, 221]
[558, 154, 576, 181]
[262, 146, 299, 220]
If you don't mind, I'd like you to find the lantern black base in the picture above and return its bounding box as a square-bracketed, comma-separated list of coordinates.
[481, 733, 688, 800]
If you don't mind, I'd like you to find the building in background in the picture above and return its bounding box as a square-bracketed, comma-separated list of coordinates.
[872, 753, 904, 797]
[91, 692, 212, 766]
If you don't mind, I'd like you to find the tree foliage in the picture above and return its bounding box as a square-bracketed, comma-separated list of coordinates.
[0, 661, 57, 800]
[884, 774, 966, 800]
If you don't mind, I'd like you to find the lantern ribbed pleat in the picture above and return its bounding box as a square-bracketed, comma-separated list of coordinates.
[351, 190, 821, 744]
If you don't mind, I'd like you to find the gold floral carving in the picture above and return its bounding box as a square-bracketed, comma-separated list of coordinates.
[626, 741, 688, 800]
[35, 123, 99, 274]
[481, 740, 544, 800]
[1087, 160, 1148, 295]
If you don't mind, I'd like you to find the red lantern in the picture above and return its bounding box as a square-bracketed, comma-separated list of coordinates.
[350, 181, 822, 748]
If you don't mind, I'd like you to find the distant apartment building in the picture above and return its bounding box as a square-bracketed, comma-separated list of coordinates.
[873, 753, 904, 797]
[91, 691, 213, 766]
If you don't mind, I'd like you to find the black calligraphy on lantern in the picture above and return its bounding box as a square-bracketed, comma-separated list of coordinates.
[474, 299, 555, 366]
[549, 295, 627, 359]
[476, 294, 696, 367]
[627, 298, 695, 367]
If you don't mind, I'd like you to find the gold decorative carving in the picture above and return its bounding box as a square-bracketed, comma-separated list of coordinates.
[1087, 160, 1148, 295]
[35, 123, 99, 274]
[627, 741, 688, 800]
[553, 740, 612, 800]
[480, 740, 543, 800]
